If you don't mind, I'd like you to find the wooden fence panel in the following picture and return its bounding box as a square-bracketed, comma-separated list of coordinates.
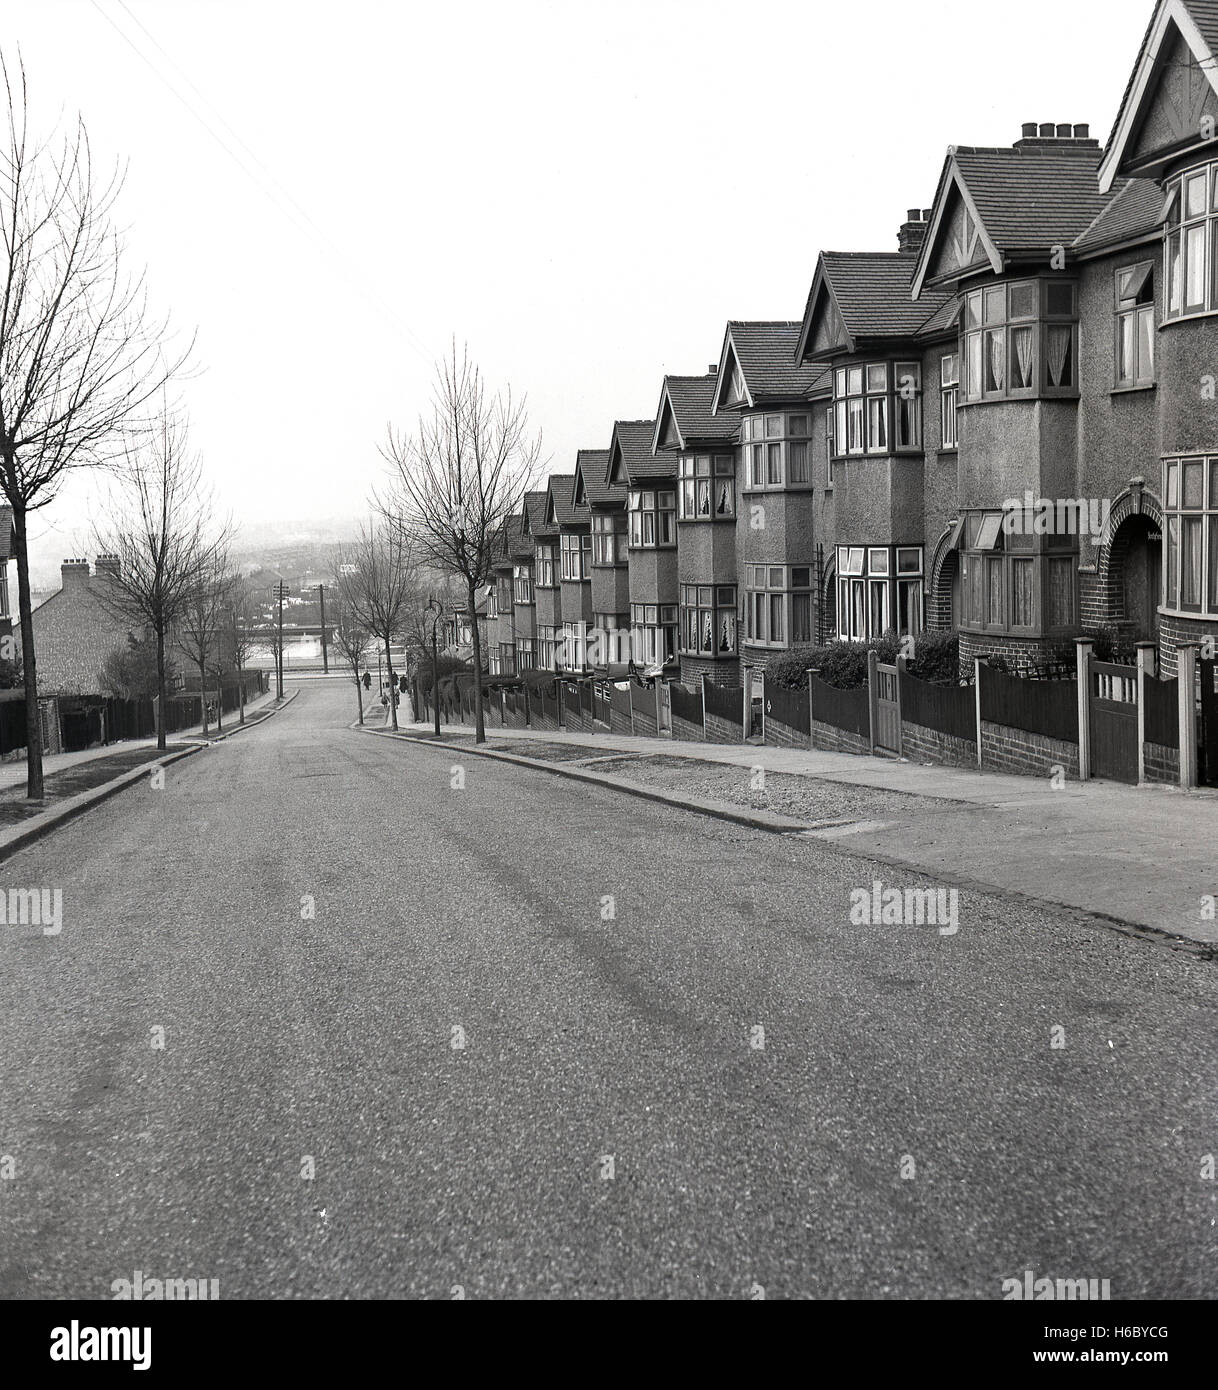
[1143, 674, 1179, 748]
[979, 665, 1077, 743]
[764, 680, 810, 733]
[668, 681, 702, 726]
[810, 675, 869, 738]
[899, 670, 974, 741]
[703, 677, 743, 726]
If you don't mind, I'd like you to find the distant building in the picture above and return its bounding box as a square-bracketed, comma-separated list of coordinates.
[29, 556, 148, 696]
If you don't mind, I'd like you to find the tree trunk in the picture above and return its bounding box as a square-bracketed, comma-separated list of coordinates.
[355, 667, 364, 725]
[237, 656, 246, 724]
[384, 633, 397, 731]
[198, 657, 208, 735]
[155, 624, 167, 752]
[468, 579, 486, 744]
[10, 502, 44, 800]
[215, 676, 223, 733]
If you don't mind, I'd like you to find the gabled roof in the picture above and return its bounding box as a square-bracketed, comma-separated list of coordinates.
[711, 322, 828, 411]
[521, 490, 549, 539]
[573, 448, 615, 509]
[798, 251, 950, 360]
[651, 373, 739, 454]
[606, 418, 671, 484]
[1100, 0, 1218, 192]
[913, 141, 1111, 297]
[499, 513, 527, 565]
[544, 473, 581, 528]
[1072, 177, 1164, 254]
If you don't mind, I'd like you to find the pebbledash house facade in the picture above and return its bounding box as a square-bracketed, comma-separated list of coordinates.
[484, 0, 1218, 688]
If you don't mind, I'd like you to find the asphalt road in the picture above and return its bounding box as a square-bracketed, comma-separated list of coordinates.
[1, 678, 1215, 1299]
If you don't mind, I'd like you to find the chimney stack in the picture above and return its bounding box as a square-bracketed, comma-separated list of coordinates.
[1015, 121, 1099, 149]
[60, 558, 90, 588]
[898, 207, 927, 254]
[94, 552, 121, 581]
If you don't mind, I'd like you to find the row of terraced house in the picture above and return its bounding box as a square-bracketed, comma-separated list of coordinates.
[482, 0, 1218, 703]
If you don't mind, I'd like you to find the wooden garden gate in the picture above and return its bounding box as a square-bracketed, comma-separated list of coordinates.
[1089, 657, 1138, 784]
[873, 661, 901, 755]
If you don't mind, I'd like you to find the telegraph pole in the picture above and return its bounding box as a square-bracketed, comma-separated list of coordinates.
[274, 581, 288, 698]
[318, 583, 329, 674]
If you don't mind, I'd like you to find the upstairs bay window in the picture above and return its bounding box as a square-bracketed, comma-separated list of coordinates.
[832, 363, 922, 457]
[679, 584, 737, 657]
[628, 489, 676, 547]
[1163, 457, 1218, 615]
[678, 454, 736, 518]
[960, 279, 1077, 400]
[496, 576, 512, 614]
[1115, 262, 1154, 387]
[1163, 163, 1218, 319]
[535, 543, 556, 588]
[592, 511, 628, 565]
[513, 563, 533, 605]
[560, 531, 591, 581]
[741, 413, 813, 489]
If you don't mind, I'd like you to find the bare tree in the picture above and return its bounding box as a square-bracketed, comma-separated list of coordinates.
[177, 543, 231, 738]
[381, 341, 542, 743]
[339, 521, 417, 732]
[224, 573, 258, 725]
[92, 414, 213, 751]
[331, 571, 371, 725]
[0, 55, 189, 796]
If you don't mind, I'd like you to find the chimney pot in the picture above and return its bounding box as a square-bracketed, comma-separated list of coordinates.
[1021, 122, 1038, 138]
[708, 363, 718, 375]
[1039, 122, 1055, 137]
[906, 207, 920, 222]
[1055, 122, 1072, 137]
[922, 208, 933, 221]
[1073, 123, 1089, 139]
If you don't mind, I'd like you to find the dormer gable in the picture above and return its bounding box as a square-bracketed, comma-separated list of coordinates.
[653, 386, 683, 452]
[710, 331, 751, 412]
[1101, 0, 1218, 192]
[796, 256, 852, 363]
[912, 162, 1003, 298]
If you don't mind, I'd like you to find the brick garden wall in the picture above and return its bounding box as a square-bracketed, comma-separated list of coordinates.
[671, 713, 704, 742]
[901, 719, 977, 768]
[811, 720, 869, 756]
[704, 712, 743, 744]
[763, 716, 810, 750]
[1144, 740, 1180, 784]
[979, 720, 1079, 779]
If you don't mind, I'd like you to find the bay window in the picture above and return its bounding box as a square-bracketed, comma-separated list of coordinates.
[496, 576, 512, 614]
[629, 603, 677, 665]
[743, 564, 813, 648]
[513, 563, 532, 605]
[628, 489, 676, 547]
[1115, 262, 1154, 387]
[516, 637, 536, 671]
[1163, 456, 1218, 615]
[678, 454, 735, 519]
[960, 278, 1077, 400]
[679, 584, 737, 656]
[740, 414, 814, 488]
[1162, 162, 1218, 319]
[560, 531, 591, 581]
[592, 511, 628, 565]
[836, 546, 923, 641]
[560, 621, 588, 670]
[535, 543, 556, 588]
[537, 625, 560, 669]
[832, 362, 923, 456]
[957, 511, 1076, 634]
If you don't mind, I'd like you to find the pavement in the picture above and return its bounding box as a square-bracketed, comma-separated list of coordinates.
[380, 717, 1218, 951]
[0, 686, 281, 795]
[0, 677, 1215, 1300]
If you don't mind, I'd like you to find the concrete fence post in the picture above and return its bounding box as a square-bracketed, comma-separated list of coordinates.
[866, 648, 879, 755]
[1075, 638, 1094, 781]
[974, 657, 983, 768]
[628, 680, 636, 736]
[1178, 642, 1200, 789]
[1135, 641, 1157, 786]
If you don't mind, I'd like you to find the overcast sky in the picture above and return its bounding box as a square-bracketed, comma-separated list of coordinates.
[4, 0, 1153, 583]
